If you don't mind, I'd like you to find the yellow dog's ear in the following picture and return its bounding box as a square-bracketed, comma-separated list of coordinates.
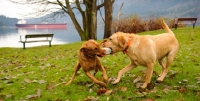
[100, 39, 107, 46]
[117, 35, 125, 48]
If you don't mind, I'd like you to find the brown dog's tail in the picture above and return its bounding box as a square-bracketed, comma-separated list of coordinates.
[65, 62, 81, 85]
[162, 20, 174, 35]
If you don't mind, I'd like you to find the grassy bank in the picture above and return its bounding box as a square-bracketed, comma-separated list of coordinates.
[0, 26, 200, 101]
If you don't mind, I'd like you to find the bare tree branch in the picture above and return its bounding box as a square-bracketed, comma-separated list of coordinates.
[97, 0, 104, 10]
[64, 0, 84, 34]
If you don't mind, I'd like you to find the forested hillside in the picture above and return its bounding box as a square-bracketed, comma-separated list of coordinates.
[0, 15, 18, 27]
[115, 0, 200, 24]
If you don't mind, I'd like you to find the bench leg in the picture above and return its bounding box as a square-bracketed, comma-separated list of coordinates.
[49, 41, 51, 47]
[193, 24, 195, 29]
[175, 24, 177, 30]
[23, 42, 25, 49]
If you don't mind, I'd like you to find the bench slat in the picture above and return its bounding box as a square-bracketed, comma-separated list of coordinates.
[25, 34, 53, 38]
[19, 40, 51, 43]
[177, 18, 197, 21]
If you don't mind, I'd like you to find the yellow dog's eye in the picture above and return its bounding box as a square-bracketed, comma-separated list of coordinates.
[109, 38, 112, 40]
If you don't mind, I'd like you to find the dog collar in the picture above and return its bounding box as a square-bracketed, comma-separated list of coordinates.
[123, 36, 132, 54]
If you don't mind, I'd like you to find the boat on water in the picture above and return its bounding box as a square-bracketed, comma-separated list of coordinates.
[15, 19, 67, 29]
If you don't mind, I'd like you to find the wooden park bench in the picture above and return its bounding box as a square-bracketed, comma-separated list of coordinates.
[19, 34, 54, 49]
[174, 18, 197, 30]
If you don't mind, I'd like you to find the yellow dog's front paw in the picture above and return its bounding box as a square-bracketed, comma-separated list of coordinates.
[112, 80, 120, 85]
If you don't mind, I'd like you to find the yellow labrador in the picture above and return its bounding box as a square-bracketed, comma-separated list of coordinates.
[101, 20, 179, 89]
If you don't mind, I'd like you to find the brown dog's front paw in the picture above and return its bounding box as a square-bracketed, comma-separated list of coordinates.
[104, 79, 108, 84]
[98, 82, 107, 87]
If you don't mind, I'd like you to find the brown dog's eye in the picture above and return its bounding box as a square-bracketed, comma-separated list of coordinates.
[109, 38, 112, 41]
[94, 48, 98, 50]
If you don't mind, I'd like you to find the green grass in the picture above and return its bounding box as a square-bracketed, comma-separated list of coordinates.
[0, 26, 200, 101]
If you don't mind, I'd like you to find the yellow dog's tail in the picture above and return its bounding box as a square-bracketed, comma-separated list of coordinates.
[162, 20, 174, 35]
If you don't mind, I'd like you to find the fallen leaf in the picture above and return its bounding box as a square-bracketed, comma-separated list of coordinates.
[182, 79, 188, 83]
[26, 94, 38, 100]
[127, 97, 133, 100]
[45, 63, 51, 67]
[162, 89, 169, 94]
[187, 85, 199, 89]
[106, 97, 110, 101]
[135, 91, 146, 98]
[84, 96, 99, 101]
[149, 87, 158, 94]
[108, 77, 116, 83]
[135, 83, 143, 89]
[155, 95, 162, 98]
[179, 86, 187, 93]
[26, 88, 42, 100]
[86, 83, 94, 88]
[121, 87, 127, 92]
[38, 80, 46, 84]
[168, 71, 178, 78]
[196, 90, 200, 96]
[104, 90, 113, 95]
[24, 78, 32, 83]
[39, 66, 46, 70]
[195, 77, 200, 81]
[0, 94, 6, 99]
[46, 83, 56, 90]
[37, 88, 42, 98]
[173, 86, 181, 90]
[89, 88, 93, 93]
[97, 88, 108, 95]
[6, 94, 13, 98]
[140, 98, 155, 101]
[56, 98, 61, 101]
[32, 80, 38, 83]
[133, 76, 142, 83]
[179, 79, 188, 85]
[164, 85, 172, 90]
[4, 80, 14, 84]
[169, 73, 177, 78]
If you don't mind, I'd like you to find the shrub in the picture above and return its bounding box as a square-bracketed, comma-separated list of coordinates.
[112, 15, 184, 33]
[112, 15, 147, 33]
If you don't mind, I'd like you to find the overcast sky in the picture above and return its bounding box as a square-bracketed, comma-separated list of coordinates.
[0, 0, 61, 19]
[0, 0, 28, 18]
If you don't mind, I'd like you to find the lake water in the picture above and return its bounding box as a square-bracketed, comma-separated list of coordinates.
[0, 26, 104, 48]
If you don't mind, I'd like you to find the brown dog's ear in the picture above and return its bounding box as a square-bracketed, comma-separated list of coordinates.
[117, 35, 125, 48]
[80, 47, 87, 52]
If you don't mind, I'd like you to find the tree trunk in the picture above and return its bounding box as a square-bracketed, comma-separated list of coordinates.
[86, 0, 97, 40]
[104, 0, 113, 38]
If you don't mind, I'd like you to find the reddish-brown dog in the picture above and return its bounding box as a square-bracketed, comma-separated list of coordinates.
[66, 40, 108, 87]
[101, 20, 179, 89]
